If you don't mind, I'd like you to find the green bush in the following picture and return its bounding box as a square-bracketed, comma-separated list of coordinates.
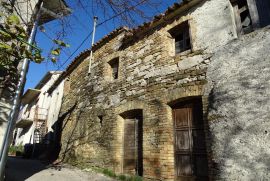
[118, 175, 127, 180]
[8, 145, 24, 155]
[102, 168, 117, 178]
[117, 174, 143, 181]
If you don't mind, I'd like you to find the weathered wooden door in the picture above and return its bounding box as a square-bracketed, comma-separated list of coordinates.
[173, 99, 208, 180]
[123, 117, 143, 176]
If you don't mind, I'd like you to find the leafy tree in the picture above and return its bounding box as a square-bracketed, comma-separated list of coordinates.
[0, 1, 69, 96]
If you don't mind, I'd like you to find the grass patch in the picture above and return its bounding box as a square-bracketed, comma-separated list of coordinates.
[75, 164, 143, 181]
[8, 145, 24, 155]
[117, 174, 143, 181]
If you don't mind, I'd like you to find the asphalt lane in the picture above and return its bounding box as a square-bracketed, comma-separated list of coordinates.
[5, 157, 115, 181]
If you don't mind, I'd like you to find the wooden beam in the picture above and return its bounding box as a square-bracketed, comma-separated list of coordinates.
[233, 4, 243, 35]
[246, 0, 260, 28]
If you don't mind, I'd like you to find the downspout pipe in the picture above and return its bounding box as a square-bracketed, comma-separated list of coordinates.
[0, 1, 43, 180]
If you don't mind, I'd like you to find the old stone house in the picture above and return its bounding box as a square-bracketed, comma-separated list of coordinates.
[49, 0, 270, 180]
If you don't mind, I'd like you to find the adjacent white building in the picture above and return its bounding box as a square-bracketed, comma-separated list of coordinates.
[14, 71, 64, 147]
[0, 0, 71, 155]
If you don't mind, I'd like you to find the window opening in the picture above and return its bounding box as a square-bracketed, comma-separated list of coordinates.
[108, 58, 119, 80]
[255, 0, 270, 27]
[98, 115, 103, 125]
[238, 0, 252, 33]
[169, 21, 191, 54]
[230, 0, 263, 34]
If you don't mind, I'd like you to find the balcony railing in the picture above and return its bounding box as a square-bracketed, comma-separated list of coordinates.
[16, 107, 48, 128]
[34, 107, 48, 121]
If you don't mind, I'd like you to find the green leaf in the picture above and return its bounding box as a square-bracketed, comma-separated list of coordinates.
[24, 50, 32, 59]
[6, 14, 20, 25]
[51, 57, 57, 63]
[0, 43, 12, 50]
[11, 42, 17, 49]
[51, 48, 61, 56]
[53, 39, 69, 47]
[0, 30, 12, 39]
[34, 55, 44, 63]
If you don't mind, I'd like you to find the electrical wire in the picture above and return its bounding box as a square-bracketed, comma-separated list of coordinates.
[53, 0, 149, 71]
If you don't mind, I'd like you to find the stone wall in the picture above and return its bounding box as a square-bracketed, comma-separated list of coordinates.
[57, 0, 255, 180]
[205, 27, 270, 180]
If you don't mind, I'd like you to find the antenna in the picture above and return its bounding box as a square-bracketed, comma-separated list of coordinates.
[88, 16, 98, 75]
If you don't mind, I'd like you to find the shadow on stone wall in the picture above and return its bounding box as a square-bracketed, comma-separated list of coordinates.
[206, 28, 270, 180]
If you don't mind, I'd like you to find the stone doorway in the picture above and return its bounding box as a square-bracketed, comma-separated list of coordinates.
[121, 109, 143, 176]
[172, 98, 208, 180]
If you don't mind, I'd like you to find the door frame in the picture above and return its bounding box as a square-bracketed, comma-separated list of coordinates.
[120, 109, 143, 176]
[171, 97, 209, 180]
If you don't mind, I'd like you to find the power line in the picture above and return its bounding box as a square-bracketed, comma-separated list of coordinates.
[26, 0, 153, 89]
[53, 0, 149, 71]
[57, 31, 92, 70]
[27, 0, 161, 91]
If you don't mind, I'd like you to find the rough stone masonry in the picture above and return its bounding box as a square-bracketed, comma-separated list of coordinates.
[49, 0, 270, 180]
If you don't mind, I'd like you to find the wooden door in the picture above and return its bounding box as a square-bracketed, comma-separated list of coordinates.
[123, 117, 143, 176]
[173, 100, 208, 180]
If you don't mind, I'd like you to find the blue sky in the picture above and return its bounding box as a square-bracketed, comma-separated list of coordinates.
[25, 0, 178, 90]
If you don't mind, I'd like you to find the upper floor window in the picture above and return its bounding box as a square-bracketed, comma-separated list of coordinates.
[231, 0, 270, 35]
[169, 21, 191, 54]
[108, 57, 119, 80]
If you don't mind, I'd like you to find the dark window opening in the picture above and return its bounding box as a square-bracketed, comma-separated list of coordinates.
[169, 21, 191, 54]
[108, 58, 119, 80]
[237, 0, 253, 34]
[98, 115, 103, 125]
[230, 0, 270, 34]
[255, 0, 270, 27]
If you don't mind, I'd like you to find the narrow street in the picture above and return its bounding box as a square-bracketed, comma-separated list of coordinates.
[5, 157, 115, 181]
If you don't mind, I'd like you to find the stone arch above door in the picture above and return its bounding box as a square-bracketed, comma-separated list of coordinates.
[165, 85, 204, 105]
[115, 100, 146, 115]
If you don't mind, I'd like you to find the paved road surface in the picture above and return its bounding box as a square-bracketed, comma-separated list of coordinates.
[5, 157, 115, 181]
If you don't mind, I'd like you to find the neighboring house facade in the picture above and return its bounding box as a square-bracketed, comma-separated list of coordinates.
[0, 0, 70, 154]
[49, 0, 270, 180]
[14, 71, 65, 159]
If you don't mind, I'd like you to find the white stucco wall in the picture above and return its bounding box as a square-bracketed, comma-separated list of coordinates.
[15, 72, 65, 146]
[0, 0, 39, 151]
[205, 27, 270, 180]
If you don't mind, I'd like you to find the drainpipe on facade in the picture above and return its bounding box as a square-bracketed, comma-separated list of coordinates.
[0, 1, 44, 179]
